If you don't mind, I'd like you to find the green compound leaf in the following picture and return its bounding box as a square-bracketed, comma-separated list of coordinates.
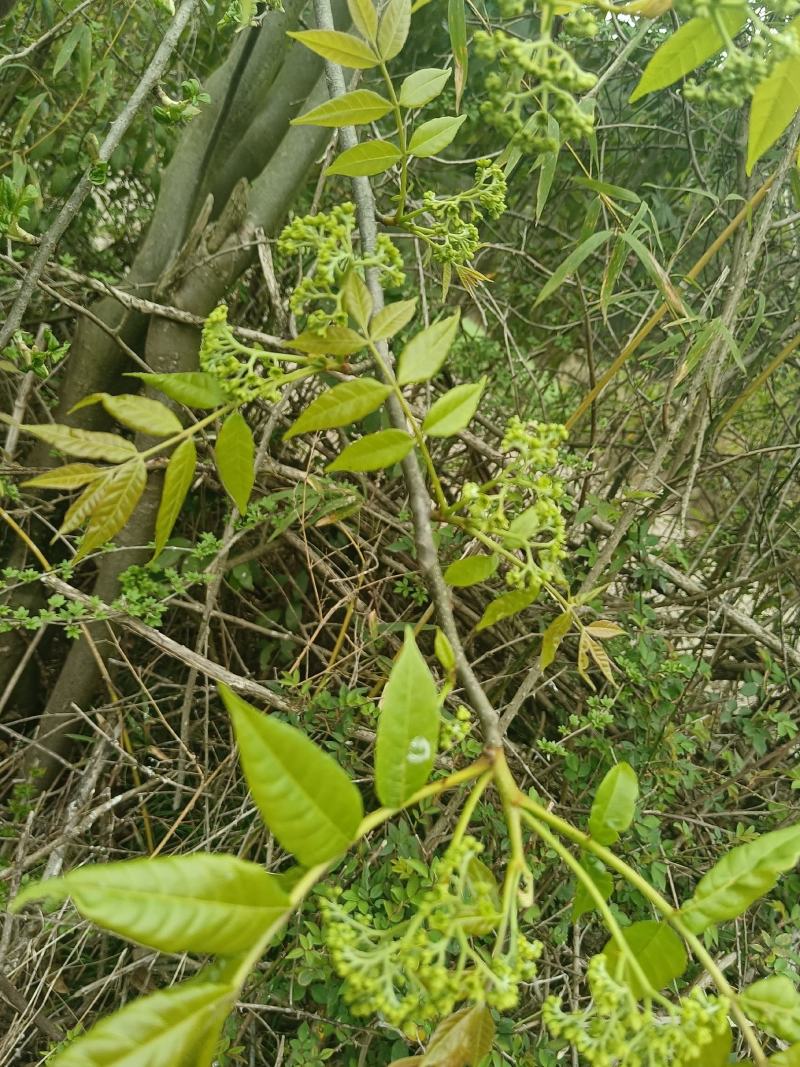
[154, 437, 196, 558]
[771, 1042, 800, 1065]
[369, 298, 417, 340]
[408, 114, 466, 158]
[284, 379, 391, 439]
[747, 18, 800, 174]
[292, 89, 392, 127]
[740, 975, 800, 1044]
[347, 0, 378, 42]
[13, 853, 289, 956]
[399, 67, 450, 108]
[476, 587, 538, 631]
[327, 139, 401, 177]
[539, 611, 573, 671]
[127, 371, 228, 410]
[444, 553, 498, 588]
[397, 311, 460, 384]
[71, 392, 182, 436]
[375, 626, 441, 807]
[23, 463, 104, 490]
[377, 0, 411, 61]
[602, 921, 687, 999]
[287, 29, 379, 68]
[44, 980, 233, 1067]
[422, 1002, 495, 1065]
[215, 411, 254, 513]
[327, 429, 414, 472]
[75, 457, 147, 560]
[286, 325, 367, 356]
[572, 854, 613, 921]
[19, 422, 139, 462]
[630, 8, 748, 102]
[342, 270, 373, 329]
[588, 761, 639, 846]
[534, 229, 612, 308]
[680, 822, 800, 934]
[220, 684, 363, 866]
[423, 378, 485, 437]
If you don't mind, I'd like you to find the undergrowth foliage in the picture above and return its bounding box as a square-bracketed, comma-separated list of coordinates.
[4, 0, 800, 1065]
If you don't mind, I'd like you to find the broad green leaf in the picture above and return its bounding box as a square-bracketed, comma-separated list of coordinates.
[284, 379, 391, 439]
[772, 1043, 800, 1066]
[20, 423, 138, 462]
[741, 975, 800, 1043]
[630, 9, 748, 102]
[534, 230, 612, 307]
[397, 311, 460, 384]
[377, 0, 411, 61]
[328, 429, 414, 472]
[22, 463, 104, 490]
[588, 762, 639, 845]
[292, 89, 393, 127]
[680, 823, 800, 934]
[376, 627, 440, 807]
[476, 587, 538, 631]
[342, 270, 373, 329]
[369, 298, 417, 340]
[444, 553, 498, 587]
[219, 685, 363, 865]
[71, 393, 182, 437]
[127, 372, 227, 409]
[286, 326, 367, 356]
[573, 854, 613, 921]
[422, 1003, 495, 1065]
[423, 378, 485, 437]
[287, 29, 379, 68]
[602, 921, 687, 999]
[215, 412, 254, 513]
[408, 114, 466, 157]
[327, 139, 401, 177]
[747, 19, 800, 174]
[503, 505, 542, 548]
[682, 1024, 732, 1067]
[13, 854, 289, 956]
[540, 611, 573, 670]
[347, 0, 378, 41]
[75, 457, 147, 560]
[45, 981, 233, 1067]
[448, 0, 468, 111]
[399, 67, 450, 108]
[154, 438, 196, 557]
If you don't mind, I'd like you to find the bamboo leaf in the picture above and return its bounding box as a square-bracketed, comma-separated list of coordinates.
[399, 67, 451, 108]
[287, 29, 379, 68]
[292, 89, 393, 127]
[215, 412, 254, 513]
[127, 372, 227, 410]
[327, 139, 401, 177]
[408, 114, 466, 157]
[602, 921, 687, 999]
[534, 230, 612, 307]
[19, 423, 139, 462]
[397, 311, 460, 384]
[423, 378, 485, 437]
[588, 762, 639, 846]
[377, 0, 411, 61]
[327, 429, 414, 471]
[444, 553, 498, 588]
[285, 379, 391, 439]
[154, 438, 196, 557]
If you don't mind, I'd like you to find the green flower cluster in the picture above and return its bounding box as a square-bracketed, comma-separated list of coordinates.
[563, 8, 600, 39]
[543, 955, 730, 1067]
[199, 305, 286, 401]
[1, 328, 69, 379]
[401, 160, 507, 267]
[321, 835, 541, 1033]
[474, 31, 597, 153]
[278, 203, 404, 332]
[439, 705, 473, 750]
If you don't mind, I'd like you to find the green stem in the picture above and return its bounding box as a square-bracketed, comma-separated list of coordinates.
[138, 403, 234, 462]
[379, 61, 409, 220]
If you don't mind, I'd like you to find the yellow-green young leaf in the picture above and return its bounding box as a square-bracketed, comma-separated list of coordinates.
[327, 139, 401, 177]
[59, 469, 118, 537]
[588, 762, 638, 845]
[476, 587, 538, 631]
[71, 393, 182, 436]
[127, 371, 228, 409]
[215, 412, 254, 513]
[740, 976, 800, 1043]
[540, 611, 573, 670]
[422, 1003, 495, 1065]
[284, 379, 391, 439]
[377, 0, 411, 61]
[19, 423, 138, 462]
[375, 627, 441, 807]
[586, 620, 625, 639]
[22, 463, 104, 490]
[13, 854, 289, 956]
[534, 230, 613, 307]
[680, 823, 800, 934]
[75, 458, 147, 560]
[292, 88, 392, 127]
[586, 633, 615, 684]
[408, 114, 466, 157]
[347, 0, 378, 41]
[683, 1024, 733, 1067]
[219, 685, 363, 866]
[573, 854, 613, 921]
[342, 270, 373, 328]
[602, 921, 687, 999]
[327, 429, 414, 472]
[771, 1042, 800, 1066]
[45, 980, 233, 1067]
[287, 29, 379, 68]
[369, 298, 417, 340]
[153, 437, 196, 557]
[397, 311, 460, 384]
[448, 0, 468, 111]
[286, 325, 367, 356]
[747, 19, 800, 174]
[630, 8, 748, 102]
[423, 378, 485, 437]
[434, 628, 456, 673]
[444, 553, 498, 588]
[399, 67, 451, 108]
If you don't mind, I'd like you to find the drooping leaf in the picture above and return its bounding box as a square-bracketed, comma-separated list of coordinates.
[13, 853, 289, 956]
[127, 372, 228, 410]
[740, 975, 800, 1043]
[71, 393, 182, 436]
[540, 611, 573, 670]
[23, 463, 104, 490]
[747, 18, 800, 174]
[397, 311, 460, 384]
[327, 429, 414, 472]
[327, 139, 402, 177]
[219, 685, 364, 866]
[375, 627, 441, 807]
[75, 457, 147, 560]
[215, 412, 254, 513]
[153, 437, 196, 557]
[19, 423, 139, 463]
[585, 620, 625, 639]
[408, 114, 466, 157]
[342, 270, 373, 329]
[286, 326, 367, 356]
[680, 823, 800, 934]
[377, 0, 411, 61]
[573, 854, 613, 921]
[284, 379, 391, 439]
[588, 762, 639, 846]
[53, 23, 84, 77]
[602, 921, 688, 999]
[447, 0, 468, 111]
[347, 0, 378, 41]
[423, 378, 485, 437]
[287, 29, 379, 68]
[59, 468, 118, 537]
[444, 554, 498, 588]
[369, 298, 417, 340]
[476, 587, 538, 631]
[534, 230, 612, 307]
[399, 67, 451, 108]
[422, 1003, 495, 1065]
[292, 88, 393, 127]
